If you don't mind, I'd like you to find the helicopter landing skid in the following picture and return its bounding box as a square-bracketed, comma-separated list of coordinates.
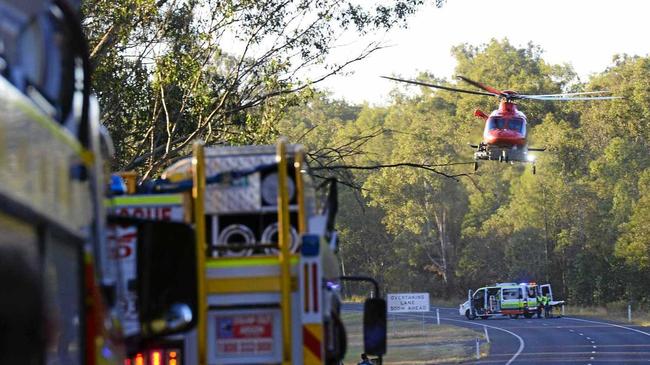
[472, 144, 536, 174]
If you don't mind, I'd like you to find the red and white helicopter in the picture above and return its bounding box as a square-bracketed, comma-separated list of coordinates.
[382, 75, 620, 173]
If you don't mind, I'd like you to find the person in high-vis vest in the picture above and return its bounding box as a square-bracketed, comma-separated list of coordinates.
[542, 294, 551, 318]
[536, 295, 544, 318]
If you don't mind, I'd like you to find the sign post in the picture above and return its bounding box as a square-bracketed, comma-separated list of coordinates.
[387, 293, 430, 338]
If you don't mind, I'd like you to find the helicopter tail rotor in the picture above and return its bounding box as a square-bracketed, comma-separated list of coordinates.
[474, 109, 488, 120]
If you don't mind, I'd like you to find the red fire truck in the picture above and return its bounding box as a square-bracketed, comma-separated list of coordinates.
[0, 2, 199, 364]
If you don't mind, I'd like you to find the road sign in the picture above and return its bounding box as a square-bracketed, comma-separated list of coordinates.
[387, 293, 430, 313]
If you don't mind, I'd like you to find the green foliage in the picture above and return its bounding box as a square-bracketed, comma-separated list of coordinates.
[82, 0, 442, 176]
[616, 169, 650, 270]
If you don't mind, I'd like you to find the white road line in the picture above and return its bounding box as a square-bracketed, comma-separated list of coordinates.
[436, 317, 525, 365]
[579, 333, 584, 336]
[565, 317, 650, 337]
[586, 337, 591, 340]
[392, 312, 525, 365]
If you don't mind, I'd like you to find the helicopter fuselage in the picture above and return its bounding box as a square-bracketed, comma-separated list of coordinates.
[482, 100, 527, 146]
[474, 100, 533, 163]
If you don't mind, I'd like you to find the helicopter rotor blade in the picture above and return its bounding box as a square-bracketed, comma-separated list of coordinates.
[381, 76, 497, 97]
[455, 75, 504, 95]
[518, 95, 623, 101]
[383, 75, 622, 101]
[528, 90, 613, 97]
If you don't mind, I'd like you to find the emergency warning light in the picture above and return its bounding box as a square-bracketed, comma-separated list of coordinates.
[150, 350, 162, 365]
[134, 353, 144, 365]
[301, 234, 320, 257]
[168, 350, 178, 365]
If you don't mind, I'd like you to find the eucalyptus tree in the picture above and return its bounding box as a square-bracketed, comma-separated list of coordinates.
[82, 0, 446, 177]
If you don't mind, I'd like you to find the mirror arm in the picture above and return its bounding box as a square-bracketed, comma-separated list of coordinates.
[339, 275, 380, 297]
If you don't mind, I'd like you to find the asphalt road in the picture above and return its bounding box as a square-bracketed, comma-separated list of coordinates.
[343, 304, 650, 364]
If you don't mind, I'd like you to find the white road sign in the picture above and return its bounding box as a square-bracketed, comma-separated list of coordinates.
[387, 293, 430, 313]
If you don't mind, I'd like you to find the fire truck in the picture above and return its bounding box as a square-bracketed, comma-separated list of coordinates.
[0, 1, 207, 364]
[108, 141, 387, 365]
[459, 282, 565, 320]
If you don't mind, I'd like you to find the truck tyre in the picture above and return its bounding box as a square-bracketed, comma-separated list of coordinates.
[465, 310, 476, 320]
[509, 314, 519, 319]
[524, 312, 534, 319]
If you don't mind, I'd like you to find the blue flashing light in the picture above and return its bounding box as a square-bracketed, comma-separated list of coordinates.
[301, 234, 320, 257]
[110, 174, 127, 195]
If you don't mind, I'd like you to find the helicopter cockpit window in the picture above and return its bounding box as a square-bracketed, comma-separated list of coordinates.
[507, 118, 524, 132]
[487, 117, 506, 130]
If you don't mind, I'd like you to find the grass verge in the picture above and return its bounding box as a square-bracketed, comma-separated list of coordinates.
[341, 312, 488, 364]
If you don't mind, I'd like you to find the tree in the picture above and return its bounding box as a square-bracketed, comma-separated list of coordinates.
[82, 0, 447, 177]
[616, 169, 650, 269]
[277, 40, 650, 304]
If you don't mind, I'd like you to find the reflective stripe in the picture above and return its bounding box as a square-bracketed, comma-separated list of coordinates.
[206, 264, 298, 279]
[206, 255, 299, 269]
[501, 302, 521, 309]
[9, 82, 85, 156]
[109, 194, 184, 206]
[205, 276, 297, 294]
[303, 324, 323, 364]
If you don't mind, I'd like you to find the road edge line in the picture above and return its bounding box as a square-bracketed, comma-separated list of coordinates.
[441, 317, 525, 365]
[391, 312, 525, 365]
[564, 317, 650, 337]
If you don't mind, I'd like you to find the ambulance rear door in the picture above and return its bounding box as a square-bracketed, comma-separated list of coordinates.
[541, 284, 553, 301]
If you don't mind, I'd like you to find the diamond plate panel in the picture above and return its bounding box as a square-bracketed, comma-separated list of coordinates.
[204, 152, 277, 214]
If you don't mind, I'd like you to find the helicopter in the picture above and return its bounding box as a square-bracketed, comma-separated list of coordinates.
[381, 75, 621, 174]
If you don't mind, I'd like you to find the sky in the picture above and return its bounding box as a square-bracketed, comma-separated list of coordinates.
[318, 0, 650, 105]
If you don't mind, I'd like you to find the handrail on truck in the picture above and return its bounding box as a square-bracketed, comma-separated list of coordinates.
[192, 141, 208, 365]
[277, 138, 293, 365]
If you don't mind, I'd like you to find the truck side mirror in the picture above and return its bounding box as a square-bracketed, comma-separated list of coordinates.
[136, 220, 198, 338]
[363, 298, 387, 356]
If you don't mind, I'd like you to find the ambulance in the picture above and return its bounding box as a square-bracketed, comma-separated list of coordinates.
[459, 282, 565, 319]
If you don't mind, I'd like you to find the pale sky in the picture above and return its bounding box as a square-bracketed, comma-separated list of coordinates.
[319, 0, 650, 105]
